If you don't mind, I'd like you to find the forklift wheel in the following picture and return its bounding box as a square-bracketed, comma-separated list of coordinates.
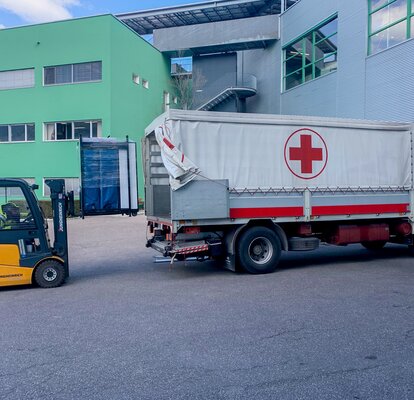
[34, 260, 66, 288]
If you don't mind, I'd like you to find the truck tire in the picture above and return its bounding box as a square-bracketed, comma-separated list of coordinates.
[34, 260, 66, 288]
[361, 241, 386, 251]
[237, 226, 281, 274]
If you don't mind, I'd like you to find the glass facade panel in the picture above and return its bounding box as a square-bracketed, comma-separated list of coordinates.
[11, 125, 26, 142]
[284, 41, 303, 79]
[283, 16, 337, 91]
[370, 19, 407, 53]
[317, 18, 338, 38]
[371, 0, 407, 32]
[304, 65, 313, 82]
[371, 0, 391, 11]
[315, 53, 338, 78]
[369, 0, 412, 54]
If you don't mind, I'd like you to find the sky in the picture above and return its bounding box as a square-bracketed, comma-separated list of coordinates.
[0, 0, 205, 29]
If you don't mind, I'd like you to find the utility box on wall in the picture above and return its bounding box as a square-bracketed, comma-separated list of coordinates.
[80, 137, 138, 216]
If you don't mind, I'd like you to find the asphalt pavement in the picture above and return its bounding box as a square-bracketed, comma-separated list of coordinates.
[0, 215, 413, 400]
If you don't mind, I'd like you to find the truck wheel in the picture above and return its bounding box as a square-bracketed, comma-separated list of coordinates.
[237, 226, 281, 274]
[362, 241, 387, 251]
[34, 260, 66, 288]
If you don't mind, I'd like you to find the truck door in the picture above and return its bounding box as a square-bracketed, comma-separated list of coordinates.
[0, 182, 48, 286]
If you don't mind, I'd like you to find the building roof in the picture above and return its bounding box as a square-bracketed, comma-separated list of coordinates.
[117, 0, 298, 35]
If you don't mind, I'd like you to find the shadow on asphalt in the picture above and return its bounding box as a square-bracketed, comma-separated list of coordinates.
[67, 244, 412, 284]
[3, 245, 410, 291]
[279, 244, 412, 271]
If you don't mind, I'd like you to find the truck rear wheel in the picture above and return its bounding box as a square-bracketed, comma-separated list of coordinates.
[237, 226, 281, 274]
[34, 260, 66, 288]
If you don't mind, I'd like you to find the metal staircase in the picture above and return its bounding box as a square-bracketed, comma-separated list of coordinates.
[197, 74, 257, 112]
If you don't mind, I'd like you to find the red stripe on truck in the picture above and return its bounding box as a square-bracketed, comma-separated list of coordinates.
[163, 137, 175, 150]
[312, 203, 409, 216]
[230, 207, 304, 219]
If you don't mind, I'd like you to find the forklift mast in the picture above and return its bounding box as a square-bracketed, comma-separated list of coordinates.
[45, 179, 69, 271]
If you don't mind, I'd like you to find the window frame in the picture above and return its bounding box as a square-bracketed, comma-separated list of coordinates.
[282, 14, 338, 92]
[0, 123, 35, 143]
[43, 61, 102, 86]
[43, 120, 101, 142]
[368, 0, 413, 55]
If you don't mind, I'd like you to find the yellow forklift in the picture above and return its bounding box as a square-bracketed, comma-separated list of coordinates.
[0, 179, 68, 288]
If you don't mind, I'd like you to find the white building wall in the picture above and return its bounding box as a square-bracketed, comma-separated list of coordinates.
[279, 0, 414, 122]
[365, 39, 414, 122]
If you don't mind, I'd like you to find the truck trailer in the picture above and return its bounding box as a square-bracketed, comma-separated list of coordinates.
[143, 110, 414, 274]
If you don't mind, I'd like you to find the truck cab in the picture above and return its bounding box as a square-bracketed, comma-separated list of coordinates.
[0, 179, 68, 288]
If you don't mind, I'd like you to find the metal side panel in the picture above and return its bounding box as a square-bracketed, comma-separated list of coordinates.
[171, 179, 229, 220]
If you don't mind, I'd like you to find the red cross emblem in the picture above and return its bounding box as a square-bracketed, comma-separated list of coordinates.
[284, 128, 328, 180]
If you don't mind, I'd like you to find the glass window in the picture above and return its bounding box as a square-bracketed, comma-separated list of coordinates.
[171, 57, 193, 75]
[369, 0, 412, 54]
[0, 126, 9, 142]
[55, 65, 72, 84]
[44, 67, 56, 85]
[44, 121, 101, 141]
[74, 62, 92, 82]
[283, 15, 338, 90]
[0, 186, 36, 230]
[91, 62, 102, 81]
[43, 178, 80, 198]
[73, 121, 90, 139]
[44, 61, 102, 85]
[371, 0, 391, 11]
[91, 121, 98, 137]
[56, 123, 72, 140]
[0, 68, 35, 90]
[371, 0, 407, 32]
[26, 124, 35, 141]
[11, 125, 26, 142]
[0, 124, 35, 143]
[370, 20, 407, 53]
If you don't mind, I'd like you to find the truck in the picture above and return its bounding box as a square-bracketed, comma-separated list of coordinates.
[143, 110, 414, 274]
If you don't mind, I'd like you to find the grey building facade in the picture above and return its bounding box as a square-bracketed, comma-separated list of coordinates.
[119, 0, 414, 122]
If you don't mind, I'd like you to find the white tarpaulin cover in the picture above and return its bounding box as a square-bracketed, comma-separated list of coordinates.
[148, 111, 413, 191]
[154, 122, 199, 190]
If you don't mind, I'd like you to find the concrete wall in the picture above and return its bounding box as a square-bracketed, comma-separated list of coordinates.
[192, 53, 237, 110]
[154, 14, 279, 54]
[241, 41, 281, 114]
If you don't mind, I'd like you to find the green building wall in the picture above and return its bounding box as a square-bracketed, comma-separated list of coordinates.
[0, 14, 172, 200]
